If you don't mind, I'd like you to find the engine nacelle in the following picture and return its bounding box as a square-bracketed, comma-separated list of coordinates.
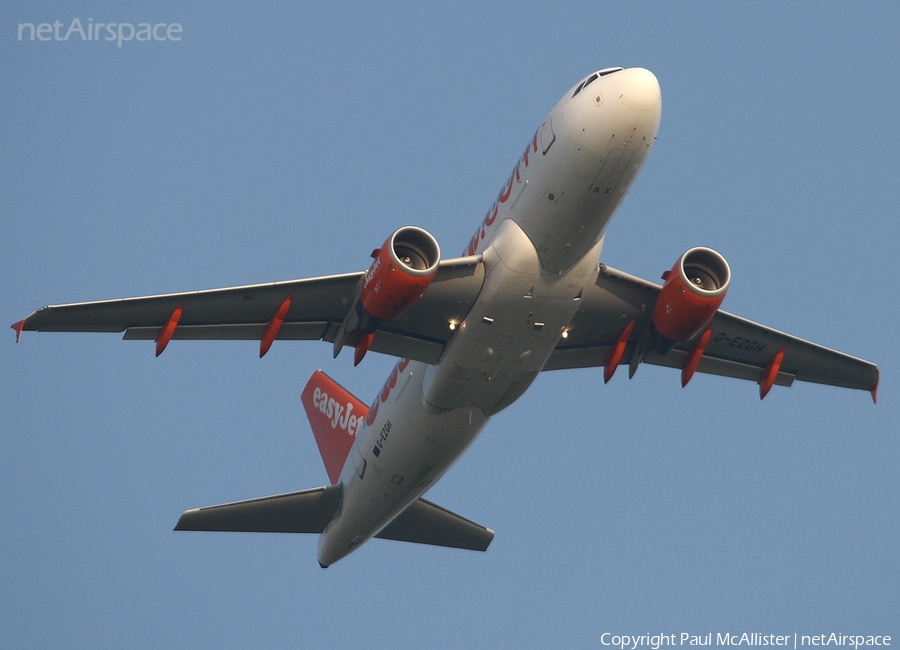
[650, 247, 730, 353]
[359, 226, 441, 331]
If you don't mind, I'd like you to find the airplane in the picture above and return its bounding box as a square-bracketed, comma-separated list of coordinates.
[12, 67, 879, 568]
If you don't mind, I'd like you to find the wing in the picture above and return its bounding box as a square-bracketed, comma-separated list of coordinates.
[13, 255, 484, 365]
[545, 264, 879, 400]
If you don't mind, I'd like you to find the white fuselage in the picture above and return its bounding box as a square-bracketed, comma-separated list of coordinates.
[318, 67, 662, 567]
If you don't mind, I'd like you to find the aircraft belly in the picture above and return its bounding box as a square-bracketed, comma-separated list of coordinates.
[318, 366, 489, 566]
[319, 225, 600, 565]
[422, 220, 602, 414]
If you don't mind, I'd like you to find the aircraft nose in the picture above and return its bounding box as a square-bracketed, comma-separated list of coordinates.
[616, 67, 661, 111]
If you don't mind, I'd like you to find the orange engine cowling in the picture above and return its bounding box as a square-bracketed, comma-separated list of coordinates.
[358, 226, 441, 332]
[650, 247, 730, 353]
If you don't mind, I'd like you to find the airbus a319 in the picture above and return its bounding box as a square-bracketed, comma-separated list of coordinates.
[13, 67, 878, 567]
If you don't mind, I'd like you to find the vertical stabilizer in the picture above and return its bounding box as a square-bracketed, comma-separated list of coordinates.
[300, 370, 369, 484]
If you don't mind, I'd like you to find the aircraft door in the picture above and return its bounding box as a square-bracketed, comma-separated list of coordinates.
[539, 113, 556, 155]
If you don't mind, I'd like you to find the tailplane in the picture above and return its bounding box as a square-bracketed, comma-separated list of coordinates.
[300, 370, 369, 484]
[174, 486, 494, 553]
[174, 485, 342, 533]
[174, 370, 494, 561]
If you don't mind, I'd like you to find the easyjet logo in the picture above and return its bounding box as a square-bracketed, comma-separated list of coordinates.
[311, 387, 364, 437]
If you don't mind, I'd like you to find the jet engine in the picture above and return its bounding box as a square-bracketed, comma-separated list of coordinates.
[358, 226, 441, 332]
[333, 226, 441, 365]
[650, 247, 730, 353]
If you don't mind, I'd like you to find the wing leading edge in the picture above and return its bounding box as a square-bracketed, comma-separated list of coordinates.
[546, 264, 879, 400]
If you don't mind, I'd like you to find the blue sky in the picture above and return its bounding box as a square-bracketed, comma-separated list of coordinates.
[2, 2, 897, 648]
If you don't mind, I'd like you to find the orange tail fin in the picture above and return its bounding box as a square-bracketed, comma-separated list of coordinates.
[300, 370, 369, 484]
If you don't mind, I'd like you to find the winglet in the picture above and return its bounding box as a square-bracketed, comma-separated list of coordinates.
[11, 320, 25, 343]
[871, 382, 878, 404]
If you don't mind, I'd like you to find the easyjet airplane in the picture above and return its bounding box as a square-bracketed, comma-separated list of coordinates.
[13, 67, 878, 567]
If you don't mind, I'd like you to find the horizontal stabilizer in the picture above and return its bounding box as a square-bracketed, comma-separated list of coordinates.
[174, 485, 341, 533]
[174, 486, 494, 553]
[375, 498, 494, 552]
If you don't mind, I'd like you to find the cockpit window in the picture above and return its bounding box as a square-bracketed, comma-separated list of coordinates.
[572, 73, 598, 98]
[572, 68, 625, 98]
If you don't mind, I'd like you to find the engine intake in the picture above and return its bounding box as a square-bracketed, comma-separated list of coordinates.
[651, 247, 730, 353]
[359, 226, 441, 328]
